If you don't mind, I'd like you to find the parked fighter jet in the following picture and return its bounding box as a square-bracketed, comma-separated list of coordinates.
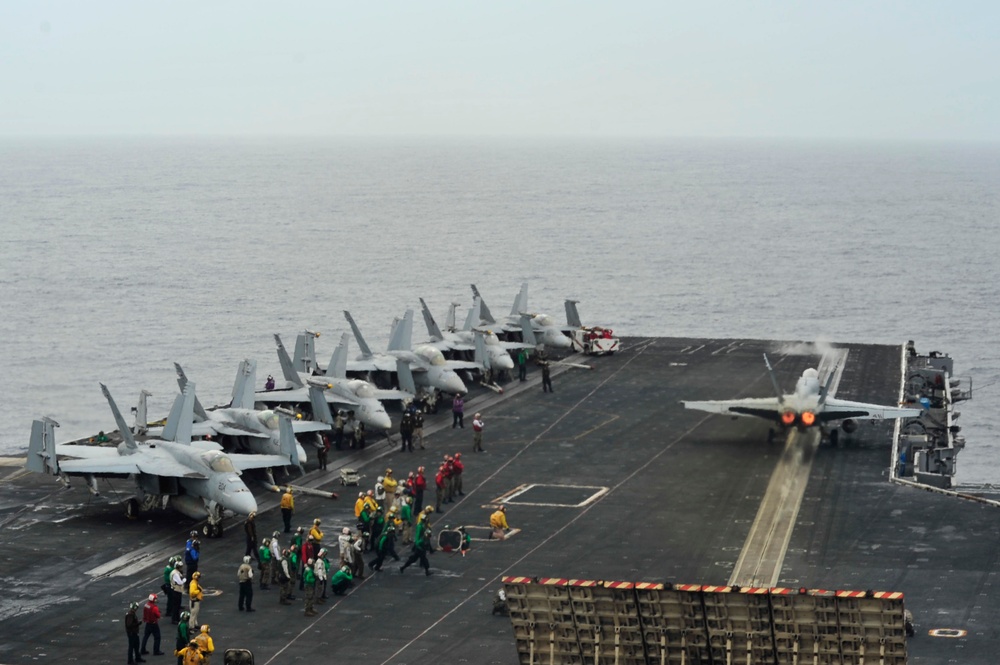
[145, 360, 313, 464]
[681, 354, 922, 444]
[257, 332, 398, 431]
[471, 282, 574, 349]
[418, 297, 523, 372]
[344, 309, 474, 395]
[26, 382, 297, 534]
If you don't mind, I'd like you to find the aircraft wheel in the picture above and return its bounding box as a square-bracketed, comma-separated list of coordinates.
[767, 429, 775, 444]
[829, 429, 840, 447]
[125, 498, 140, 520]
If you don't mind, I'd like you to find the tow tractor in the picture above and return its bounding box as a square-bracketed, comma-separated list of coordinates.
[571, 326, 620, 356]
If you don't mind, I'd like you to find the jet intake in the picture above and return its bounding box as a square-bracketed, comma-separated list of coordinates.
[841, 419, 858, 434]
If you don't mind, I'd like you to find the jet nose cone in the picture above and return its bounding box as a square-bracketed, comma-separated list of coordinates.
[227, 488, 258, 516]
[374, 411, 392, 430]
[295, 443, 308, 465]
[548, 332, 572, 348]
[446, 374, 468, 395]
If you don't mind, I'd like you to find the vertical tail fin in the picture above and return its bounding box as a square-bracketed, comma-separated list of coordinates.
[133, 390, 152, 434]
[462, 297, 481, 332]
[474, 333, 490, 370]
[293, 331, 319, 374]
[277, 413, 300, 467]
[565, 299, 582, 328]
[446, 302, 461, 332]
[519, 314, 538, 346]
[308, 386, 334, 425]
[173, 363, 209, 420]
[344, 311, 374, 358]
[26, 417, 60, 475]
[274, 334, 305, 388]
[160, 382, 196, 444]
[510, 282, 529, 317]
[100, 383, 139, 451]
[817, 363, 838, 407]
[471, 284, 496, 324]
[325, 332, 350, 379]
[396, 358, 417, 395]
[762, 354, 786, 405]
[419, 298, 445, 340]
[231, 359, 257, 410]
[388, 309, 414, 352]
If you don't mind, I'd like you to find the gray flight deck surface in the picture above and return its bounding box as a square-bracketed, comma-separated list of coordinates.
[1, 337, 998, 664]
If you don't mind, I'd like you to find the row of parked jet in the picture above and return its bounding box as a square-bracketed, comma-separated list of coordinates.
[25, 283, 588, 536]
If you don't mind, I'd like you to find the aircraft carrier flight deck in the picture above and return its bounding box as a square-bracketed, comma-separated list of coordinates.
[1, 336, 995, 665]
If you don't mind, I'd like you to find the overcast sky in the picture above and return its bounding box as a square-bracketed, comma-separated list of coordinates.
[1, 1, 997, 140]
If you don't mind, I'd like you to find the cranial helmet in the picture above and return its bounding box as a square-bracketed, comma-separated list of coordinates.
[243, 555, 251, 564]
[341, 565, 350, 573]
[129, 601, 139, 610]
[148, 593, 157, 602]
[174, 560, 183, 568]
[307, 558, 315, 565]
[273, 531, 280, 538]
[192, 571, 201, 579]
[180, 611, 191, 621]
[200, 625, 210, 633]
[342, 527, 350, 535]
[314, 518, 321, 525]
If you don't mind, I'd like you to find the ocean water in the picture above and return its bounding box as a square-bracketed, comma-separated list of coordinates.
[1, 137, 997, 485]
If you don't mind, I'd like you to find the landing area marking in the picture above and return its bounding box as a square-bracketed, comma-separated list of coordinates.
[489, 483, 609, 508]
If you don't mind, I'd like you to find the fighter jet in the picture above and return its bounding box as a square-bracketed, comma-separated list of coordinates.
[257, 332, 398, 431]
[417, 297, 525, 373]
[26, 382, 297, 534]
[343, 309, 475, 395]
[146, 360, 314, 464]
[471, 282, 574, 349]
[681, 354, 922, 444]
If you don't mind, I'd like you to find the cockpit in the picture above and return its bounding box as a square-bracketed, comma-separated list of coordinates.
[351, 381, 375, 399]
[535, 314, 555, 327]
[415, 345, 447, 366]
[257, 410, 280, 430]
[201, 450, 237, 473]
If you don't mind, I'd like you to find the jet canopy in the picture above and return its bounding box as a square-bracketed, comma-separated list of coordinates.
[257, 410, 280, 430]
[201, 450, 236, 473]
[534, 314, 555, 327]
[415, 345, 447, 366]
[351, 381, 376, 399]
